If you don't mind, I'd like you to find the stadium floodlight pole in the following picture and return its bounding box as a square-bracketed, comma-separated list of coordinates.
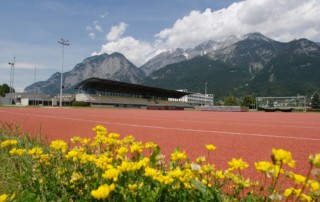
[205, 82, 208, 105]
[34, 67, 37, 106]
[8, 57, 15, 105]
[58, 38, 70, 107]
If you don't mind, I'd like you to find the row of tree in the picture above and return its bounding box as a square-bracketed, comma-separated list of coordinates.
[222, 92, 320, 109]
[0, 84, 14, 97]
[222, 95, 255, 108]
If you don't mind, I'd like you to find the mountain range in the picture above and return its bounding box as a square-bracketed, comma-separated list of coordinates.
[25, 33, 320, 99]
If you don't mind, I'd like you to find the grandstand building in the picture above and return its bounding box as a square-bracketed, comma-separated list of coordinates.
[168, 89, 214, 106]
[74, 78, 193, 110]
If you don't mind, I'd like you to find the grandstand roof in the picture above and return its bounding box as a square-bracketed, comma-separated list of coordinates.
[74, 78, 190, 98]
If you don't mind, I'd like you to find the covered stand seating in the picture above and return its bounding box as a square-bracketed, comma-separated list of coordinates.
[74, 78, 192, 110]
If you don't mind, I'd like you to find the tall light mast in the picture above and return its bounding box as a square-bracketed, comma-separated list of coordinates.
[58, 38, 70, 107]
[8, 57, 15, 105]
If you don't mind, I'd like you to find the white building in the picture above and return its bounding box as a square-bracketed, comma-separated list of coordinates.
[169, 89, 214, 106]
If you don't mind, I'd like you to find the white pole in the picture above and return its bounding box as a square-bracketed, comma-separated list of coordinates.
[58, 38, 70, 107]
[34, 67, 36, 106]
[8, 57, 15, 105]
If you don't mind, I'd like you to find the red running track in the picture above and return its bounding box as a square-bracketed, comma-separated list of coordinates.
[0, 107, 319, 178]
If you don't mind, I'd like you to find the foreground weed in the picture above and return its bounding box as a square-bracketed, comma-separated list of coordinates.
[0, 123, 319, 201]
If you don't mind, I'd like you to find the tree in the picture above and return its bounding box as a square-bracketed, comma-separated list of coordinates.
[240, 95, 255, 109]
[224, 96, 238, 106]
[0, 84, 10, 97]
[311, 92, 320, 109]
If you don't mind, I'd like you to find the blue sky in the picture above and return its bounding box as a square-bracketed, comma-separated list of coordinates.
[0, 0, 319, 92]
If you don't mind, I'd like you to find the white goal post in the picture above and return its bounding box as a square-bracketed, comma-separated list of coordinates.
[256, 96, 307, 112]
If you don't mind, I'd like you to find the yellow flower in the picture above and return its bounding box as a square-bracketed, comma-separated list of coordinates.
[136, 157, 149, 169]
[205, 144, 216, 151]
[91, 184, 113, 200]
[1, 139, 17, 148]
[272, 148, 295, 168]
[216, 170, 225, 179]
[93, 125, 107, 136]
[289, 173, 306, 185]
[283, 187, 294, 197]
[228, 158, 249, 171]
[270, 164, 284, 178]
[130, 142, 143, 153]
[128, 184, 138, 192]
[144, 167, 158, 179]
[171, 150, 187, 161]
[310, 180, 320, 192]
[196, 156, 206, 163]
[309, 153, 320, 167]
[254, 161, 273, 173]
[39, 154, 51, 166]
[71, 136, 82, 144]
[80, 138, 91, 145]
[116, 146, 128, 156]
[70, 171, 83, 183]
[95, 155, 113, 170]
[201, 164, 215, 174]
[28, 147, 43, 156]
[145, 142, 157, 149]
[118, 161, 133, 172]
[300, 194, 312, 202]
[0, 194, 8, 202]
[65, 149, 81, 161]
[108, 132, 120, 139]
[9, 148, 26, 156]
[168, 169, 183, 179]
[102, 168, 120, 181]
[123, 135, 135, 144]
[50, 140, 68, 153]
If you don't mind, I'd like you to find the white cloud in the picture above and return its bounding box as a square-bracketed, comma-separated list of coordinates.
[0, 62, 44, 70]
[94, 22, 156, 66]
[106, 22, 128, 41]
[95, 0, 320, 66]
[86, 20, 103, 39]
[95, 25, 103, 32]
[86, 26, 93, 31]
[95, 36, 153, 66]
[155, 0, 320, 47]
[100, 12, 108, 19]
[89, 32, 95, 39]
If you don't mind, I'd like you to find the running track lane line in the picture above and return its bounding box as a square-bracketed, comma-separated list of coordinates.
[2, 110, 320, 129]
[2, 111, 320, 142]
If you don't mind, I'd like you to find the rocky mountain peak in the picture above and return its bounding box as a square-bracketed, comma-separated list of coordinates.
[289, 39, 320, 56]
[25, 52, 145, 95]
[243, 32, 274, 42]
